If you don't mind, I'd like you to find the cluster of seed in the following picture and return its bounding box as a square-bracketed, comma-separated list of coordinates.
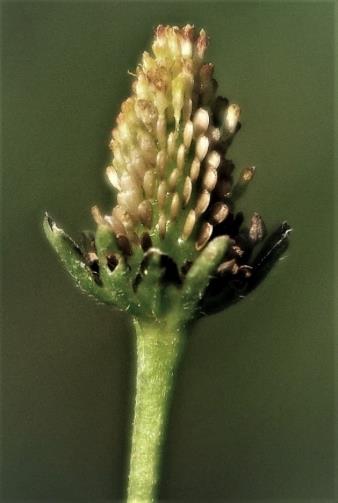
[92, 24, 264, 279]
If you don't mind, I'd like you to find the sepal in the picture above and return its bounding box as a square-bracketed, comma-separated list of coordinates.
[43, 213, 112, 304]
[182, 235, 230, 319]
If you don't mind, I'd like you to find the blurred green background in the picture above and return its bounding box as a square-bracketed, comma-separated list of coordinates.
[1, 1, 335, 501]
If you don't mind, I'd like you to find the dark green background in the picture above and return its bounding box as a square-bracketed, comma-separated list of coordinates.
[1, 1, 335, 501]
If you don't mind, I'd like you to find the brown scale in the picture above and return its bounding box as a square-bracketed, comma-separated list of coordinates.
[198, 64, 218, 107]
[107, 254, 119, 272]
[79, 233, 103, 285]
[140, 232, 152, 252]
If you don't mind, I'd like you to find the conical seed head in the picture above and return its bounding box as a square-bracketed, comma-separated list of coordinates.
[45, 24, 291, 319]
[101, 25, 246, 265]
[97, 25, 273, 274]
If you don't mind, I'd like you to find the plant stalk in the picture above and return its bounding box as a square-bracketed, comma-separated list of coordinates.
[127, 317, 186, 503]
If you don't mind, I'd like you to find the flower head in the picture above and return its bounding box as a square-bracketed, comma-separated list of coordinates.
[44, 25, 291, 324]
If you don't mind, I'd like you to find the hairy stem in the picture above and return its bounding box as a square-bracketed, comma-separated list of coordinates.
[127, 317, 186, 503]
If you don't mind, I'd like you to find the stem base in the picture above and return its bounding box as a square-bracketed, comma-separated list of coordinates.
[127, 318, 186, 503]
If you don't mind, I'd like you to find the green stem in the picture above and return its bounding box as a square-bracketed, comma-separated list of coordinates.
[127, 317, 186, 503]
